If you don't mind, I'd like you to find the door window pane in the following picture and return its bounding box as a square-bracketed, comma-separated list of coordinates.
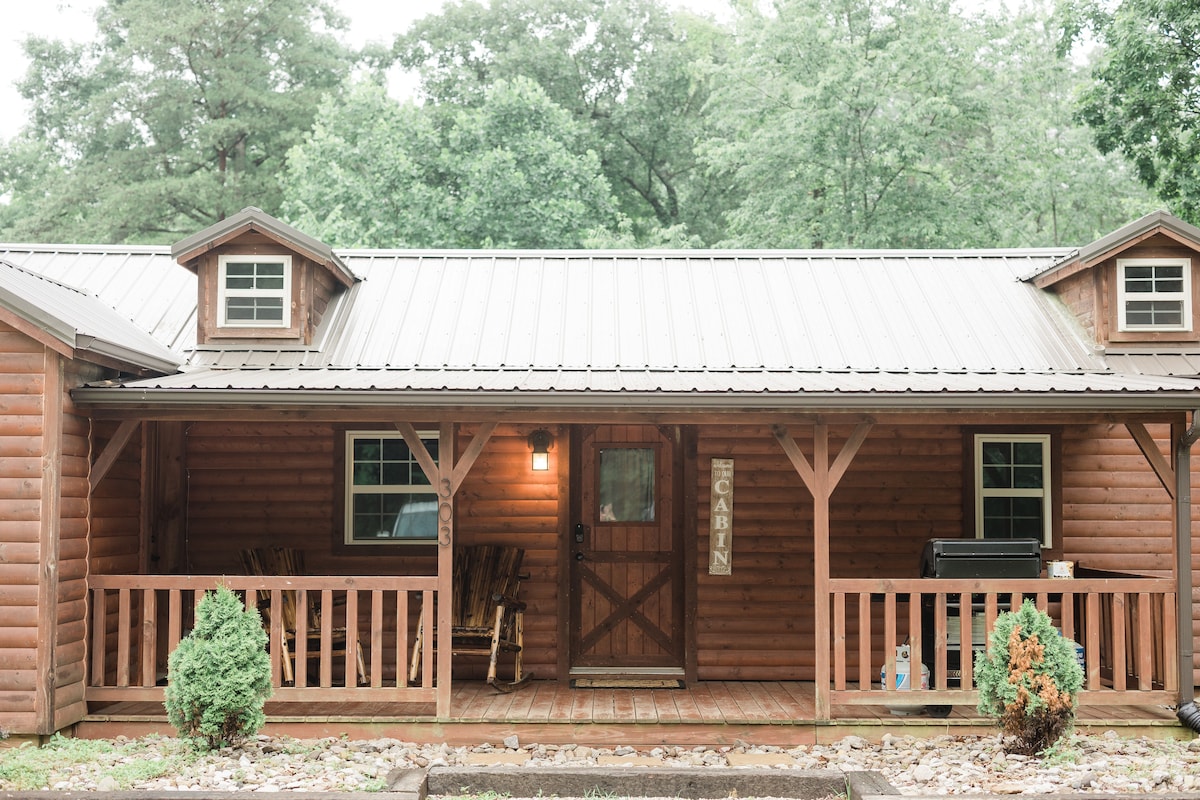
[599, 448, 655, 522]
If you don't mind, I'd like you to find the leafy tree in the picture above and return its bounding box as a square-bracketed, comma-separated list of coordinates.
[1, 0, 354, 243]
[1071, 0, 1200, 222]
[706, 0, 1001, 248]
[282, 78, 619, 248]
[395, 0, 731, 244]
[978, 1, 1158, 245]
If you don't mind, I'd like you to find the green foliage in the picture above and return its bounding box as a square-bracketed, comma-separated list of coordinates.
[396, 0, 730, 244]
[1073, 0, 1200, 223]
[164, 586, 272, 750]
[282, 78, 619, 248]
[975, 601, 1083, 755]
[1, 0, 354, 243]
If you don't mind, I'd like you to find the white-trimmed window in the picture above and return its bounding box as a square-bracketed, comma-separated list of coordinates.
[345, 431, 438, 544]
[218, 255, 291, 328]
[974, 434, 1051, 547]
[1117, 258, 1191, 331]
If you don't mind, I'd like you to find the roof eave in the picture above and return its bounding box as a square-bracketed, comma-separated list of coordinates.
[68, 387, 1200, 413]
[75, 335, 180, 376]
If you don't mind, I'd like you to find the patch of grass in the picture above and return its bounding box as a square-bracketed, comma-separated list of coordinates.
[0, 734, 201, 791]
[0, 735, 115, 789]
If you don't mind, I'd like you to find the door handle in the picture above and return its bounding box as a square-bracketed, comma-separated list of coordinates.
[575, 552, 586, 561]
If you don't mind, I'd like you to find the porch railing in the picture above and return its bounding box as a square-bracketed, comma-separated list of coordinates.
[88, 575, 440, 706]
[824, 577, 1177, 716]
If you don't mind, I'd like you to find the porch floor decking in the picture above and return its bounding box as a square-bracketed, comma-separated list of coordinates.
[78, 681, 1187, 746]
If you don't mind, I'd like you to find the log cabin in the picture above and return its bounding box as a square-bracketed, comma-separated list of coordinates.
[1, 207, 1198, 743]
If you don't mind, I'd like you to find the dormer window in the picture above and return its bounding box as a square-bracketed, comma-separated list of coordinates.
[218, 255, 291, 328]
[1117, 258, 1191, 332]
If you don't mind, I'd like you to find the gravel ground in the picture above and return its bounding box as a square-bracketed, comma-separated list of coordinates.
[23, 730, 1200, 795]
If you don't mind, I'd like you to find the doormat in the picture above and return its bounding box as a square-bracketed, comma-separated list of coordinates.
[571, 678, 685, 689]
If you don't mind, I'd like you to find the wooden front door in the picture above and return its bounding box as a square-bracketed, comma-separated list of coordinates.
[570, 425, 683, 673]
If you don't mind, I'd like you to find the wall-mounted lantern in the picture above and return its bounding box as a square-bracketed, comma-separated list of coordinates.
[528, 429, 554, 471]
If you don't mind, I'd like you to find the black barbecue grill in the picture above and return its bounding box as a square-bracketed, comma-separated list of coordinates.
[919, 538, 1041, 699]
[919, 537, 1042, 579]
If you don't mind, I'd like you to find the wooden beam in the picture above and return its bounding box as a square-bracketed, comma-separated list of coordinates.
[828, 421, 873, 492]
[448, 422, 496, 495]
[394, 423, 440, 488]
[1125, 422, 1175, 499]
[772, 425, 815, 493]
[772, 422, 873, 722]
[36, 351, 63, 735]
[436, 422, 454, 717]
[812, 424, 831, 721]
[89, 420, 140, 493]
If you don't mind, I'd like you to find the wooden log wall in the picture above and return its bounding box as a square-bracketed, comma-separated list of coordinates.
[1061, 423, 1199, 685]
[693, 424, 966, 681]
[0, 321, 46, 733]
[181, 421, 563, 681]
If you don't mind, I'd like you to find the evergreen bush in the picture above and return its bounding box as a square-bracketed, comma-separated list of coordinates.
[164, 585, 272, 749]
[975, 600, 1083, 755]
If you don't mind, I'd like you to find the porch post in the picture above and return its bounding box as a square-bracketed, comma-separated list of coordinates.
[397, 421, 497, 718]
[436, 422, 454, 717]
[1176, 414, 1200, 703]
[812, 425, 831, 721]
[774, 421, 872, 721]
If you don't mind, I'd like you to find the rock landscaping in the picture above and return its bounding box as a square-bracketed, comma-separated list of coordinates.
[7, 730, 1199, 794]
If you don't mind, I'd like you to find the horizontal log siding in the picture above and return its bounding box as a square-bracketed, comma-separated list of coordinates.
[453, 424, 562, 679]
[183, 422, 559, 680]
[1061, 423, 1199, 686]
[694, 424, 966, 680]
[55, 360, 104, 729]
[1049, 268, 1097, 343]
[0, 323, 44, 731]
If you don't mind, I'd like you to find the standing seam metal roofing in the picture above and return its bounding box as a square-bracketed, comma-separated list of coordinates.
[4, 243, 1197, 399]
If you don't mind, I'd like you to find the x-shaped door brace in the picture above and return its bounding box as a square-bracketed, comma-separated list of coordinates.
[578, 561, 675, 655]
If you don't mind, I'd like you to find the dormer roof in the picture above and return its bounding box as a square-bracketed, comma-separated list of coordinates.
[1029, 210, 1200, 289]
[171, 206, 357, 288]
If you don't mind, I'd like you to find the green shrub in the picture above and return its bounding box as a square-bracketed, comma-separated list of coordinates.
[164, 585, 272, 749]
[975, 600, 1083, 755]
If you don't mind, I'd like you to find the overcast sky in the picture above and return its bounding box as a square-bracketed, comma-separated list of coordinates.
[0, 0, 738, 141]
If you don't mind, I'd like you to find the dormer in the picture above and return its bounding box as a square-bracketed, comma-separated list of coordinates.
[1031, 211, 1200, 348]
[171, 207, 357, 346]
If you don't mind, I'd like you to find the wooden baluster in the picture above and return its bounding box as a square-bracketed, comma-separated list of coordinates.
[858, 593, 871, 692]
[397, 590, 409, 690]
[833, 592, 846, 691]
[141, 588, 157, 688]
[91, 588, 105, 687]
[371, 590, 384, 689]
[117, 587, 131, 688]
[1111, 592, 1127, 691]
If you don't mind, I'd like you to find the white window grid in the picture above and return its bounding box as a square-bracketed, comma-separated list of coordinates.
[217, 255, 292, 328]
[1116, 258, 1191, 332]
[344, 431, 438, 545]
[974, 433, 1052, 548]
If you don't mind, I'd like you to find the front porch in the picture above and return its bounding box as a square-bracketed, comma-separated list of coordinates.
[78, 680, 1185, 746]
[84, 570, 1187, 741]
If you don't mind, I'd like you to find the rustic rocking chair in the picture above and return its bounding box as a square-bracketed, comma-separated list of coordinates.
[240, 547, 367, 686]
[408, 544, 531, 692]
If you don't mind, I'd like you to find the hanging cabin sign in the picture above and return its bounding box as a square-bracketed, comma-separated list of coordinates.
[709, 458, 734, 575]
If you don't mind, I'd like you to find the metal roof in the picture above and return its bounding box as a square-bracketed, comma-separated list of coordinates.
[0, 258, 180, 373]
[4, 239, 1200, 407]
